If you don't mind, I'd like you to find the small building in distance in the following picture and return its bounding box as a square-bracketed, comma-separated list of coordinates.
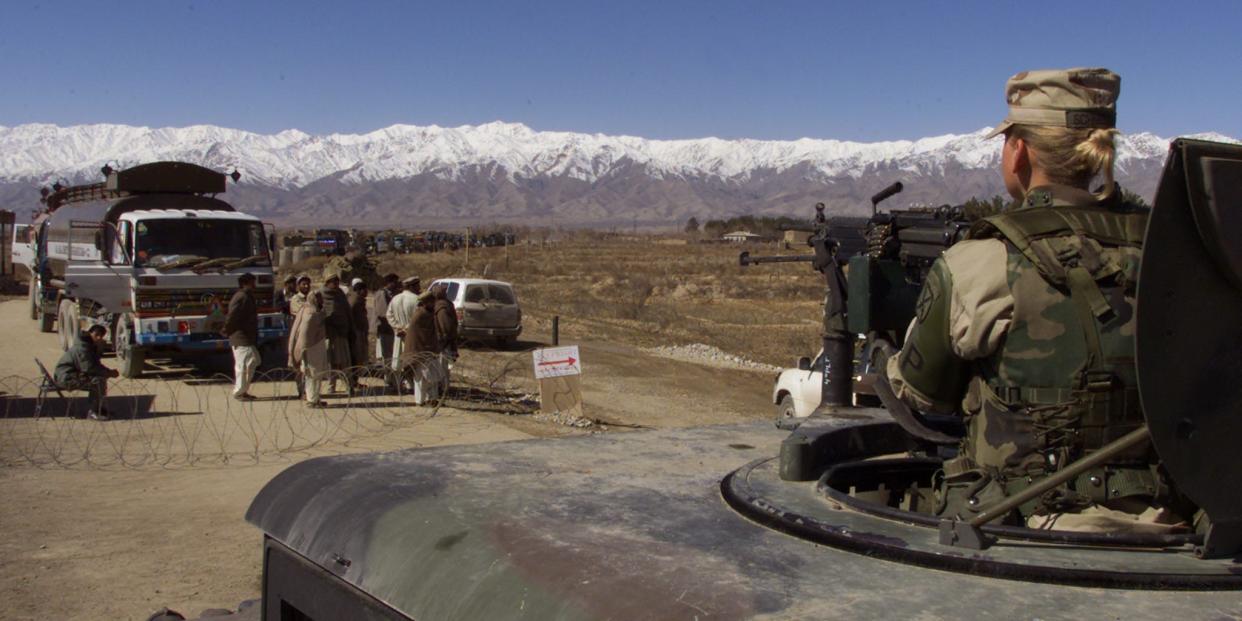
[722, 230, 762, 243]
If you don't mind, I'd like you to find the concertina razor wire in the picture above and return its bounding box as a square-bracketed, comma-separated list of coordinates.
[0, 352, 539, 470]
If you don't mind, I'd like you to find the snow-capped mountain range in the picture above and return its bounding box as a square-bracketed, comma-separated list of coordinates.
[0, 122, 1234, 226]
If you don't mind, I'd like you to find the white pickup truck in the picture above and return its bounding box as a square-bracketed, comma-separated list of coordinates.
[772, 343, 885, 422]
[772, 349, 827, 420]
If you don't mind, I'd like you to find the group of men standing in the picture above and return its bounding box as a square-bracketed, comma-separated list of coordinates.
[281, 271, 458, 407]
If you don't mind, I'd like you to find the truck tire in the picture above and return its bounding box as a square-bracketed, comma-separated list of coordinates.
[776, 393, 797, 421]
[115, 317, 145, 379]
[57, 299, 79, 351]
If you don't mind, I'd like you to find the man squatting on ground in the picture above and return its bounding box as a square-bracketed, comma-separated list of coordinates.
[223, 273, 261, 401]
[887, 68, 1187, 532]
[288, 291, 328, 407]
[54, 324, 119, 420]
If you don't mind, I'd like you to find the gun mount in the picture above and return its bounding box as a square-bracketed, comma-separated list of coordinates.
[739, 182, 970, 412]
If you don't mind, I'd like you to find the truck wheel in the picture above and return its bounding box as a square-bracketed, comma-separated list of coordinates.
[57, 299, 79, 351]
[776, 394, 797, 420]
[116, 317, 145, 379]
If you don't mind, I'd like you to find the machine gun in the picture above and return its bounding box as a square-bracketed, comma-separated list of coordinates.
[740, 181, 971, 410]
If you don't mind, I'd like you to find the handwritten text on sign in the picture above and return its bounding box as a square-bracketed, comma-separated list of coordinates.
[533, 345, 582, 379]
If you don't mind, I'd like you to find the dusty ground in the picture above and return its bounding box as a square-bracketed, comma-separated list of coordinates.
[0, 289, 778, 620]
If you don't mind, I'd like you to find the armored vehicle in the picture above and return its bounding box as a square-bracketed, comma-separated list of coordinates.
[246, 139, 1242, 619]
[31, 162, 286, 377]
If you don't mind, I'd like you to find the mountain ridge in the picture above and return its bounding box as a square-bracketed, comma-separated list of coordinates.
[0, 122, 1235, 226]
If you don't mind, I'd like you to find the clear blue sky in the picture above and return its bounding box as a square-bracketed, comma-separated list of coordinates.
[0, 0, 1237, 140]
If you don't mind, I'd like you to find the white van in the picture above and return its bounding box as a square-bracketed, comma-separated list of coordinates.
[430, 278, 522, 345]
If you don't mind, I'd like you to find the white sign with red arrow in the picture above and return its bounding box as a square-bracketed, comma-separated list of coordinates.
[533, 345, 582, 379]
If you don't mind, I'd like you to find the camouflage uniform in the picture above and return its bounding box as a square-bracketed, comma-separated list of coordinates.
[887, 68, 1172, 525]
[888, 185, 1157, 521]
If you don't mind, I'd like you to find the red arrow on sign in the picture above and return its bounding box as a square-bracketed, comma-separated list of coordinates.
[538, 356, 577, 367]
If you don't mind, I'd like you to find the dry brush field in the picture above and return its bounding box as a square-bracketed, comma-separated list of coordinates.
[288, 234, 828, 367]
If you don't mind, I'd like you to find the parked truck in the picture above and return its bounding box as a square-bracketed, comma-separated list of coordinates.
[30, 161, 287, 378]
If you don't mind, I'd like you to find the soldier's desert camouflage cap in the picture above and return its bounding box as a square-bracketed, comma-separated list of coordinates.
[323, 270, 341, 282]
[985, 67, 1120, 139]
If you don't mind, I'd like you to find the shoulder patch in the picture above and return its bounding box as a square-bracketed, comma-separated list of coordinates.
[916, 273, 939, 322]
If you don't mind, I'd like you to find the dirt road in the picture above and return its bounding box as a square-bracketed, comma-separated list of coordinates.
[0, 299, 774, 620]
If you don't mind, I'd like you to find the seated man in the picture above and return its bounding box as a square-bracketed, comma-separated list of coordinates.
[54, 324, 119, 421]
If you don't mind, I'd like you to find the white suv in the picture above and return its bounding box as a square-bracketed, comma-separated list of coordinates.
[431, 278, 522, 345]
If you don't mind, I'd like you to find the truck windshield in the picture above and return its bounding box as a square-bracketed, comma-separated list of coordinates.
[134, 219, 270, 268]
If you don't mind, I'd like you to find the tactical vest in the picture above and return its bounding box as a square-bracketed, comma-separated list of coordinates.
[938, 187, 1161, 520]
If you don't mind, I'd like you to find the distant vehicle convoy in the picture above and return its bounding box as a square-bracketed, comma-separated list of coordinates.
[29, 162, 286, 377]
[283, 229, 517, 258]
[430, 278, 522, 346]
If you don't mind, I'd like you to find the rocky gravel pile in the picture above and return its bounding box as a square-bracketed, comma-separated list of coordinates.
[533, 410, 597, 429]
[642, 343, 782, 373]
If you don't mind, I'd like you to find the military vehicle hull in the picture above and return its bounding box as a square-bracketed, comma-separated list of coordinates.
[247, 416, 1241, 620]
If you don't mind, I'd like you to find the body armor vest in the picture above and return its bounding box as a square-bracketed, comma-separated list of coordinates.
[938, 187, 1160, 519]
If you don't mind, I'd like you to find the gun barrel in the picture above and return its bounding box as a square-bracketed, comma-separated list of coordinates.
[739, 251, 815, 266]
[897, 227, 957, 246]
[870, 181, 904, 207]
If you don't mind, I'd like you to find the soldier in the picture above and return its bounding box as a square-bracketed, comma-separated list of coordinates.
[886, 68, 1180, 531]
[320, 271, 353, 394]
[223, 273, 261, 401]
